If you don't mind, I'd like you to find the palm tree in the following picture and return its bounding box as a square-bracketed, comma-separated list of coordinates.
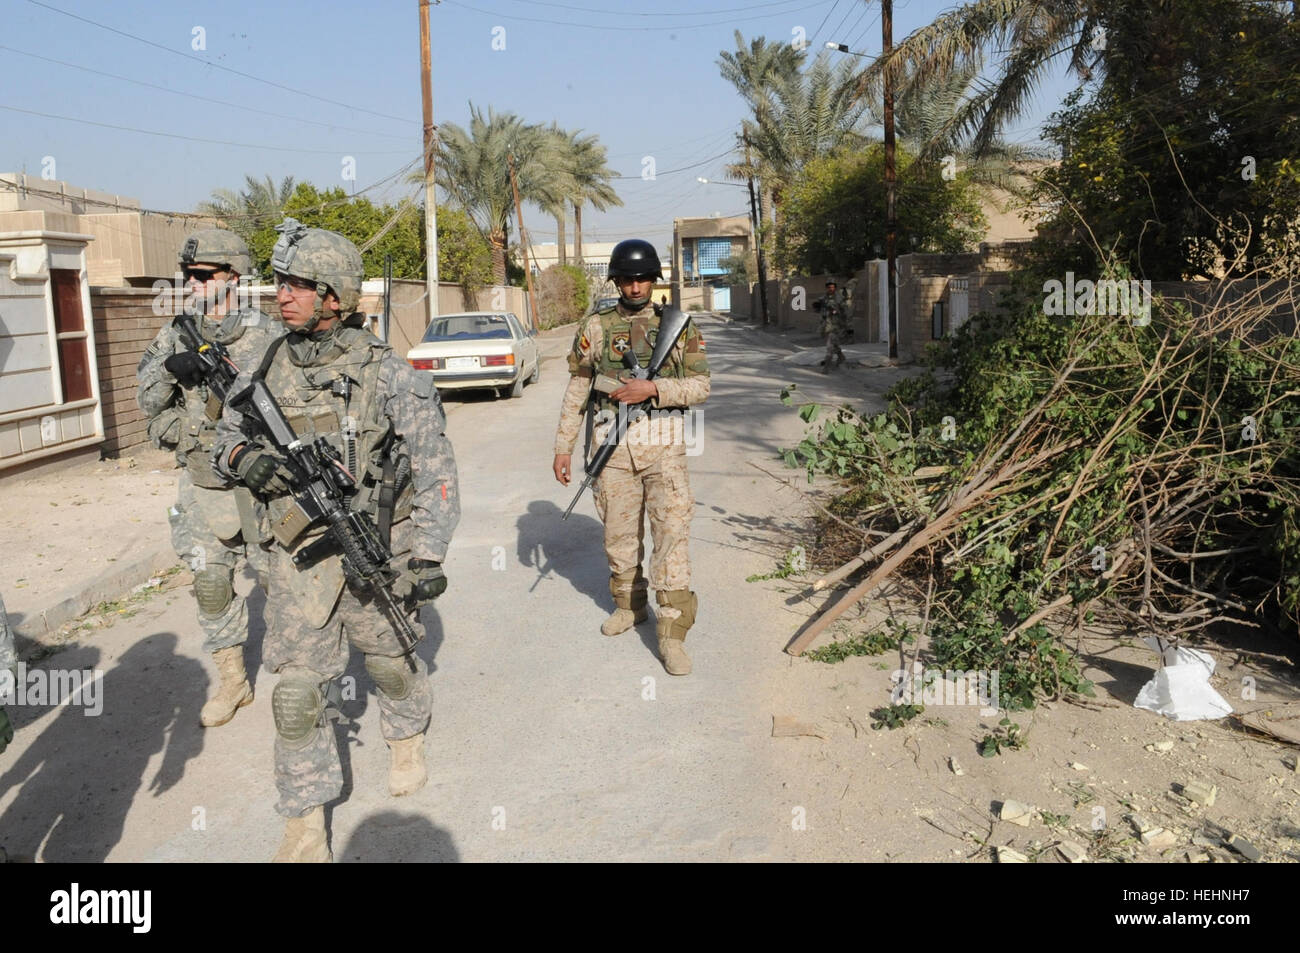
[858, 56, 1052, 192]
[197, 174, 296, 240]
[739, 54, 870, 223]
[434, 105, 557, 284]
[718, 31, 806, 229]
[567, 133, 621, 268]
[855, 0, 1101, 157]
[541, 124, 579, 266]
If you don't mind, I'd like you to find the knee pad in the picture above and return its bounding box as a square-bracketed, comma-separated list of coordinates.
[272, 674, 325, 749]
[610, 569, 648, 610]
[365, 654, 416, 701]
[656, 589, 697, 640]
[193, 568, 234, 616]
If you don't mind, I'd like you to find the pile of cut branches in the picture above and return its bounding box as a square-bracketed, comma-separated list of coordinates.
[779, 262, 1300, 711]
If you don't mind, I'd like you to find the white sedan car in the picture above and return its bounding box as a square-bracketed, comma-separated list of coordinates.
[406, 311, 541, 398]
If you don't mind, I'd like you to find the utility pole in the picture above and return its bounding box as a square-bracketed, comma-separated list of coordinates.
[419, 0, 439, 322]
[507, 152, 539, 330]
[883, 0, 898, 360]
[744, 140, 771, 327]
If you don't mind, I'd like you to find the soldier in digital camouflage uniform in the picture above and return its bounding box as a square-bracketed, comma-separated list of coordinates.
[214, 220, 459, 863]
[136, 229, 279, 728]
[816, 279, 850, 372]
[0, 592, 15, 755]
[552, 239, 710, 676]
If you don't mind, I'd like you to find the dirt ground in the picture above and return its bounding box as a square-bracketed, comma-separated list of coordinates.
[755, 573, 1300, 863]
[2, 447, 177, 629]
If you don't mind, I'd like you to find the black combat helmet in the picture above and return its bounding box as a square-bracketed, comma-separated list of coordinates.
[607, 239, 663, 279]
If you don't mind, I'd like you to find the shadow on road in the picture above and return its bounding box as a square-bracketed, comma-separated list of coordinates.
[0, 634, 205, 861]
[337, 809, 459, 862]
[516, 500, 609, 612]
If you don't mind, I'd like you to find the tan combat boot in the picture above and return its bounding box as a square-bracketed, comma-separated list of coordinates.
[200, 645, 253, 728]
[388, 733, 427, 797]
[656, 590, 698, 676]
[602, 571, 648, 636]
[272, 805, 331, 863]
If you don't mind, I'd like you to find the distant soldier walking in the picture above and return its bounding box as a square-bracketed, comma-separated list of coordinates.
[815, 279, 850, 372]
[137, 230, 278, 727]
[552, 240, 710, 675]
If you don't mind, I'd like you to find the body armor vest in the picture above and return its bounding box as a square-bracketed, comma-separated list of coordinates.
[260, 326, 414, 550]
[589, 307, 685, 413]
[179, 308, 273, 487]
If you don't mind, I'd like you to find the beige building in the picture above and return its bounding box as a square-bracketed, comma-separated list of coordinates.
[0, 206, 103, 471]
[1, 173, 200, 286]
[671, 215, 752, 312]
[0, 173, 212, 472]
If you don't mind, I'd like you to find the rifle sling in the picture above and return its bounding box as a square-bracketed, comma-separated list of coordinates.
[252, 333, 288, 383]
[377, 434, 397, 549]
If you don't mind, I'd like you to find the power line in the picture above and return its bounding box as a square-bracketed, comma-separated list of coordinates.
[825, 0, 862, 46]
[0, 45, 414, 142]
[609, 149, 736, 180]
[443, 0, 834, 32]
[24, 0, 419, 127]
[521, 0, 810, 17]
[0, 156, 424, 227]
[0, 103, 412, 155]
[809, 0, 844, 46]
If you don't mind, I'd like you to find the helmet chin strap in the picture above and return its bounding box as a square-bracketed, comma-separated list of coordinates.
[289, 283, 332, 334]
[618, 280, 653, 310]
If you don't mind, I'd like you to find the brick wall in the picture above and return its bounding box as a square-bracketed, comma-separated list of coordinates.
[92, 287, 175, 455]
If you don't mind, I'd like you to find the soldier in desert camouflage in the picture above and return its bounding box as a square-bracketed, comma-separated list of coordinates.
[214, 221, 459, 862]
[136, 229, 278, 728]
[553, 240, 710, 676]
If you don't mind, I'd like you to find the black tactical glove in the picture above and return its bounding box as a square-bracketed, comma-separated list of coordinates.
[399, 558, 447, 606]
[0, 706, 12, 755]
[163, 350, 207, 389]
[231, 445, 295, 496]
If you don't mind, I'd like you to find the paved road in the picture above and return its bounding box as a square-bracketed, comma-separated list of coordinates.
[0, 315, 901, 862]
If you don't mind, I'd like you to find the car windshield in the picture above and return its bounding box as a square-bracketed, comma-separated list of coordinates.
[421, 315, 512, 341]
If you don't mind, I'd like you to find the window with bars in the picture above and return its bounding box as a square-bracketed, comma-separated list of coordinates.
[696, 238, 730, 276]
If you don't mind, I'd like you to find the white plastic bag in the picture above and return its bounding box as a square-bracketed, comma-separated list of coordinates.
[1133, 637, 1233, 721]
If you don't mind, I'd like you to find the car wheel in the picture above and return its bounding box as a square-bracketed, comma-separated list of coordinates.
[528, 359, 540, 385]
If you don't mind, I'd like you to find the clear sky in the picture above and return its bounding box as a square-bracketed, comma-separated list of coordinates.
[2, 0, 1077, 257]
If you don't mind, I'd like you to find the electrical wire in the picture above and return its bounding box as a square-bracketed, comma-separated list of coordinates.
[24, 0, 419, 126]
[0, 45, 414, 142]
[519, 0, 811, 16]
[0, 103, 412, 156]
[442, 0, 834, 32]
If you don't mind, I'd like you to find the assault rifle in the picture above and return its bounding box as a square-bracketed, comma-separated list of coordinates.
[562, 305, 691, 520]
[166, 312, 242, 403]
[227, 378, 421, 671]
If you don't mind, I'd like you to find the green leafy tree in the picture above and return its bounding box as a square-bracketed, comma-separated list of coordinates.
[777, 144, 987, 274]
[536, 263, 590, 329]
[1032, 0, 1300, 278]
[434, 205, 493, 291]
